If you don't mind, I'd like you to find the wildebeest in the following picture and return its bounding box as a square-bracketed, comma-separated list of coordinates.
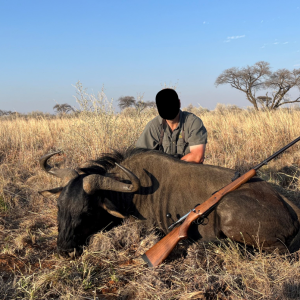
[39, 148, 300, 258]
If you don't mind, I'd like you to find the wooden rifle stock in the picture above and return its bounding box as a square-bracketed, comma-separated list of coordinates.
[142, 169, 256, 267]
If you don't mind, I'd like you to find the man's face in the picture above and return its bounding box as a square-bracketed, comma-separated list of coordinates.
[156, 89, 180, 120]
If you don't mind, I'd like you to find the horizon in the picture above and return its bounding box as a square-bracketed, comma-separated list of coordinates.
[1, 0, 299, 113]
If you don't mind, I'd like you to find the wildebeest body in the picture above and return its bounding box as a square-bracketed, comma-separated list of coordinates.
[107, 151, 299, 250]
[39, 148, 300, 257]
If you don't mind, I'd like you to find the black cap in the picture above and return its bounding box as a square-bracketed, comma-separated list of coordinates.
[155, 88, 180, 120]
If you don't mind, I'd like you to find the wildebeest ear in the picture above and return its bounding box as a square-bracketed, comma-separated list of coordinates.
[39, 187, 63, 199]
[101, 198, 126, 219]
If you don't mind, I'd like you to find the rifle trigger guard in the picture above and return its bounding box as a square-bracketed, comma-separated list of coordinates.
[193, 216, 208, 226]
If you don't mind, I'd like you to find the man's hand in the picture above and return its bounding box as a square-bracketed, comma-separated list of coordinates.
[181, 144, 206, 164]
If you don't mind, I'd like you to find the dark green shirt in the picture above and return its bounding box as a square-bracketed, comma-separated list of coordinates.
[136, 110, 207, 156]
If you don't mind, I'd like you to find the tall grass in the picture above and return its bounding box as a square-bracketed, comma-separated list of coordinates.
[0, 92, 300, 299]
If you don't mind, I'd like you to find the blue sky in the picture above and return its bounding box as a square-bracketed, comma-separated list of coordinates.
[1, 0, 300, 113]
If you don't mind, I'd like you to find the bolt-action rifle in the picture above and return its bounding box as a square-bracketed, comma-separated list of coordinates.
[142, 136, 300, 268]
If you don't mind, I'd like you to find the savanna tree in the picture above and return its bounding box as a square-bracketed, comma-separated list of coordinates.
[215, 61, 300, 110]
[118, 96, 156, 112]
[0, 110, 16, 116]
[53, 103, 75, 114]
[0, 110, 10, 116]
[118, 96, 136, 110]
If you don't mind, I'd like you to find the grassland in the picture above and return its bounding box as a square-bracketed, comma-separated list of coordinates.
[0, 100, 300, 299]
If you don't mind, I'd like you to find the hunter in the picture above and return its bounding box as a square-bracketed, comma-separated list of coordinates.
[136, 88, 207, 164]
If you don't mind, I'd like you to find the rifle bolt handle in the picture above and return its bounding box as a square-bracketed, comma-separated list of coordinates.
[166, 213, 171, 218]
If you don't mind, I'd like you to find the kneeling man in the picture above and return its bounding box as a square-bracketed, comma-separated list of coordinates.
[136, 88, 207, 164]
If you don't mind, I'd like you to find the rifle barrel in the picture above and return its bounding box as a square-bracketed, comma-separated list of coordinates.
[254, 136, 300, 170]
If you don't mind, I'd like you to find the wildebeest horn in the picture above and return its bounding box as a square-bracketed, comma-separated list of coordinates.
[39, 151, 79, 183]
[83, 162, 140, 194]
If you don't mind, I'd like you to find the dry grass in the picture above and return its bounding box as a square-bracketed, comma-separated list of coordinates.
[0, 96, 300, 299]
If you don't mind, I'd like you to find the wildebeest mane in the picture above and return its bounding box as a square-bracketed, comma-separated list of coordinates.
[78, 147, 158, 176]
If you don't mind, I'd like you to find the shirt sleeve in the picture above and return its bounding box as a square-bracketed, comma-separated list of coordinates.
[135, 121, 160, 149]
[187, 117, 207, 146]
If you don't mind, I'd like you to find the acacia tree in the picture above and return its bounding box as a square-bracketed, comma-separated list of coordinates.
[53, 103, 75, 114]
[118, 96, 156, 112]
[0, 110, 13, 116]
[256, 96, 272, 109]
[135, 100, 156, 111]
[215, 61, 300, 110]
[264, 68, 300, 109]
[118, 96, 136, 110]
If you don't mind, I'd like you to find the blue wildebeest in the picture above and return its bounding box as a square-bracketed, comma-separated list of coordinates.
[39, 148, 300, 258]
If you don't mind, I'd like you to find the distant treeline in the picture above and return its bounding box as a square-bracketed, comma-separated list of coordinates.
[1, 103, 300, 121]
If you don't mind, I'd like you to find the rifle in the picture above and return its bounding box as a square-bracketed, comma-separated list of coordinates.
[142, 136, 300, 267]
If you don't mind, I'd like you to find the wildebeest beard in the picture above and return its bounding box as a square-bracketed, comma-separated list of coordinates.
[56, 175, 125, 258]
